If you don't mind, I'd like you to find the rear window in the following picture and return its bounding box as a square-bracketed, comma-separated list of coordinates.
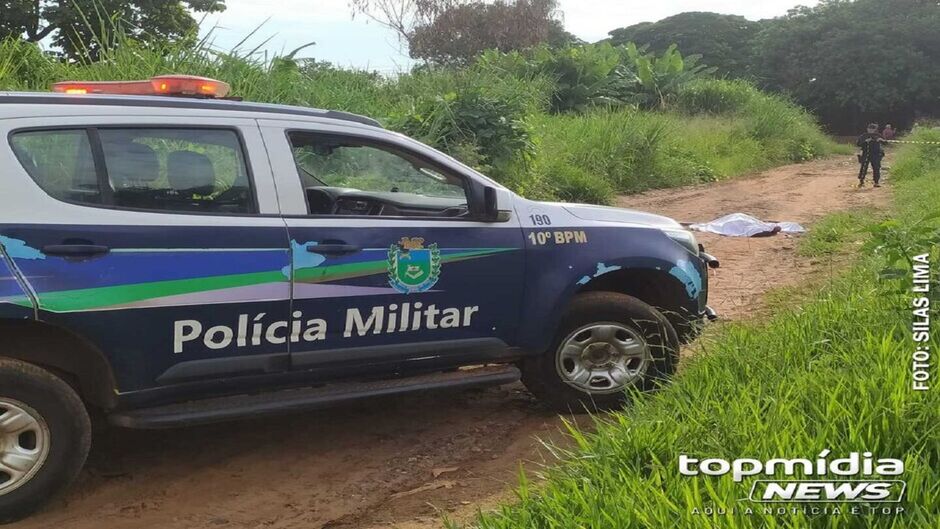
[10, 128, 255, 214]
[9, 130, 100, 204]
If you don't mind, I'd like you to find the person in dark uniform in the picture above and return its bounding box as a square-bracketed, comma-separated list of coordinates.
[857, 123, 885, 188]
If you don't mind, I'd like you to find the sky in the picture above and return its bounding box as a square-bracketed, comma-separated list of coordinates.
[200, 0, 820, 72]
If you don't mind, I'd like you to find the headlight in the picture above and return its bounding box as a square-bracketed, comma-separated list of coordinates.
[663, 229, 699, 256]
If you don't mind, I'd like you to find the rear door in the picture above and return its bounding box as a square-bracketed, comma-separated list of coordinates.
[259, 119, 526, 374]
[0, 115, 291, 395]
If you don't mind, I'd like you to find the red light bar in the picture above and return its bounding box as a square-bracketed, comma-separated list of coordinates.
[52, 75, 231, 98]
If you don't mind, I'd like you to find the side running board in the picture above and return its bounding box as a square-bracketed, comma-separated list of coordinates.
[109, 365, 520, 429]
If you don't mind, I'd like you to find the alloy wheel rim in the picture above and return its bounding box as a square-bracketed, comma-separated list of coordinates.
[555, 322, 652, 394]
[0, 398, 50, 496]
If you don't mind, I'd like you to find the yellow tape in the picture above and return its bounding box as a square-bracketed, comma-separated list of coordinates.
[884, 139, 940, 145]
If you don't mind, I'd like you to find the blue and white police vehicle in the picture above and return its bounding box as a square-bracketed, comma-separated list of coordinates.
[0, 75, 716, 521]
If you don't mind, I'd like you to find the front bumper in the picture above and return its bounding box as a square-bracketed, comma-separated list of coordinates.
[699, 244, 720, 321]
[699, 247, 720, 270]
[704, 306, 718, 321]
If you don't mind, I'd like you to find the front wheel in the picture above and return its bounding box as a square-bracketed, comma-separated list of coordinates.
[522, 292, 679, 413]
[0, 358, 91, 524]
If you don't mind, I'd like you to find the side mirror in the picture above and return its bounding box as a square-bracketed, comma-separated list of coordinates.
[483, 186, 499, 221]
[472, 184, 510, 222]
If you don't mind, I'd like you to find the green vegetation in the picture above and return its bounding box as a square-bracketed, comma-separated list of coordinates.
[797, 210, 877, 258]
[890, 127, 940, 187]
[607, 1, 940, 133]
[467, 127, 940, 528]
[756, 0, 940, 134]
[0, 0, 225, 60]
[0, 30, 837, 204]
[5, 1, 939, 133]
[507, 78, 833, 201]
[513, 103, 830, 202]
[608, 12, 764, 79]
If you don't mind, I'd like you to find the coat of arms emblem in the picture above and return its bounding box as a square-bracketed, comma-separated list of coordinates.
[387, 237, 441, 294]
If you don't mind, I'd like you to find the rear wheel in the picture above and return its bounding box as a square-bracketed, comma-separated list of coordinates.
[522, 292, 679, 412]
[0, 358, 91, 523]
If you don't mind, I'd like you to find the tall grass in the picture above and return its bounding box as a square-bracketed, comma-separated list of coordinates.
[512, 111, 708, 201]
[891, 126, 940, 187]
[0, 35, 838, 204]
[515, 104, 835, 201]
[467, 132, 940, 528]
[680, 78, 834, 161]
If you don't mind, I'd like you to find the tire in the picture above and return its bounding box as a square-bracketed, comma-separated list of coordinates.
[0, 358, 91, 524]
[522, 292, 679, 413]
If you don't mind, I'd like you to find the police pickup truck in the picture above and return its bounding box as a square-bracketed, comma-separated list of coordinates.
[0, 75, 716, 521]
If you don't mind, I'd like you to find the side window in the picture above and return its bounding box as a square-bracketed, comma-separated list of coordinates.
[99, 128, 253, 213]
[287, 132, 469, 217]
[11, 127, 255, 214]
[10, 130, 100, 204]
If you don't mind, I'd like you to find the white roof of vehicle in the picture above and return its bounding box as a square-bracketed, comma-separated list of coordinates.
[0, 92, 383, 128]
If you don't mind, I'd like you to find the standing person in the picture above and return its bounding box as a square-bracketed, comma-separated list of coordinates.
[857, 123, 885, 188]
[883, 124, 896, 141]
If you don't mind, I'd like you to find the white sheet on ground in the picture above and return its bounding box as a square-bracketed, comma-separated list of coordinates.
[689, 213, 805, 237]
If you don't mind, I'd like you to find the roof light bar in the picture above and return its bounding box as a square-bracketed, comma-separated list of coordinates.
[51, 75, 231, 99]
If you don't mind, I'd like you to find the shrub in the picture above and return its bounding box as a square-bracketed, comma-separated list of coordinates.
[392, 87, 534, 169]
[477, 43, 624, 113]
[478, 42, 715, 114]
[609, 42, 716, 110]
[388, 65, 550, 169]
[677, 78, 759, 114]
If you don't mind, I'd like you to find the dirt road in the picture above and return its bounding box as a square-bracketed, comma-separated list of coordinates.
[14, 155, 889, 529]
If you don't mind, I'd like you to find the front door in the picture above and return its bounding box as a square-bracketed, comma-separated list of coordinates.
[259, 122, 525, 374]
[2, 118, 291, 395]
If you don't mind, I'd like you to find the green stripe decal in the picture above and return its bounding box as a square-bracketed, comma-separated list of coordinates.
[295, 248, 514, 283]
[34, 248, 515, 313]
[35, 270, 286, 312]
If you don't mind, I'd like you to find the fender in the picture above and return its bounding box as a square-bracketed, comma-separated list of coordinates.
[0, 235, 36, 319]
[516, 224, 706, 353]
[0, 236, 118, 408]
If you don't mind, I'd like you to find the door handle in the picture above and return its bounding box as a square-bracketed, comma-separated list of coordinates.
[309, 243, 360, 255]
[42, 244, 110, 257]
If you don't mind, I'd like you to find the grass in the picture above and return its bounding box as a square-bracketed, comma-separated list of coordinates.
[0, 35, 840, 205]
[490, 76, 838, 201]
[797, 210, 879, 258]
[510, 106, 837, 202]
[466, 129, 940, 528]
[755, 209, 884, 314]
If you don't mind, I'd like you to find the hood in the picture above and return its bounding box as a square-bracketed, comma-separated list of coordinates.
[561, 203, 683, 229]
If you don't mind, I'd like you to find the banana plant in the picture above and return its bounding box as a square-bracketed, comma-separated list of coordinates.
[610, 42, 716, 110]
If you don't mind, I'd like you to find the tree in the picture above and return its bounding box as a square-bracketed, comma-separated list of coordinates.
[0, 0, 225, 60]
[607, 12, 764, 79]
[545, 19, 581, 49]
[349, 0, 564, 64]
[349, 0, 463, 46]
[409, 0, 560, 64]
[753, 0, 940, 132]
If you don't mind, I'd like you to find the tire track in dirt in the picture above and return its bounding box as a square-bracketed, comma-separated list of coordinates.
[12, 155, 889, 529]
